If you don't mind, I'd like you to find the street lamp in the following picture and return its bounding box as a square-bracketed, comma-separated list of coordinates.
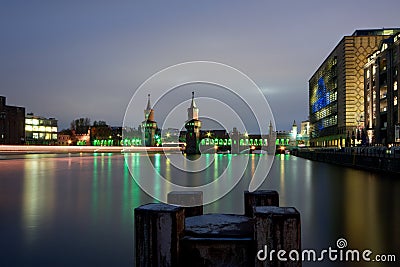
[355, 113, 365, 146]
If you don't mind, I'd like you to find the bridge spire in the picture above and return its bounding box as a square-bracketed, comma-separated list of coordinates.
[144, 94, 155, 121]
[142, 93, 157, 146]
[146, 94, 151, 110]
[188, 91, 199, 120]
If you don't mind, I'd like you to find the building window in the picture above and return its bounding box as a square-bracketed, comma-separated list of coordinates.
[380, 101, 388, 112]
[380, 87, 387, 99]
[333, 56, 337, 65]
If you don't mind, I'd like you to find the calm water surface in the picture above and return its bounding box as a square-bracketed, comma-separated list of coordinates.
[0, 153, 399, 266]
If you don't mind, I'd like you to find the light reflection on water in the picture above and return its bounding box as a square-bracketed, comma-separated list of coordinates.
[0, 153, 399, 266]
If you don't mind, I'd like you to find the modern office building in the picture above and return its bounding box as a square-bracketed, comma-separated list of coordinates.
[364, 32, 400, 145]
[25, 113, 58, 145]
[309, 28, 400, 147]
[0, 96, 25, 144]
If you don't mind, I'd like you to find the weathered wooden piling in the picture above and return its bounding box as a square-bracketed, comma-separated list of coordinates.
[167, 191, 203, 217]
[253, 206, 301, 267]
[134, 203, 185, 267]
[135, 191, 301, 267]
[181, 214, 254, 266]
[244, 190, 279, 217]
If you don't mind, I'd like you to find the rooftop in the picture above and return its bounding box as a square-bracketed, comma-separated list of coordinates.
[351, 28, 400, 36]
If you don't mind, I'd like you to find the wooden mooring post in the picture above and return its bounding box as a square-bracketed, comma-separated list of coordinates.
[167, 191, 203, 217]
[134, 203, 185, 267]
[244, 190, 279, 217]
[135, 191, 301, 267]
[253, 206, 301, 267]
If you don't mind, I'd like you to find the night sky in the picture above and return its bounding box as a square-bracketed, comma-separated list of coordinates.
[1, 1, 399, 131]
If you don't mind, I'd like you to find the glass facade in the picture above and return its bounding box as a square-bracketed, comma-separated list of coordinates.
[309, 29, 400, 147]
[309, 56, 338, 138]
[25, 114, 58, 145]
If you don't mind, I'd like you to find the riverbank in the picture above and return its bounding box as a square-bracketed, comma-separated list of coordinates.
[292, 147, 400, 173]
[0, 145, 181, 155]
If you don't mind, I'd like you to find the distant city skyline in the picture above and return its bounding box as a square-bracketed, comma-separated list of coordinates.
[1, 1, 400, 130]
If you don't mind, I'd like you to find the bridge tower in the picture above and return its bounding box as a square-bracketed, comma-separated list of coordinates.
[142, 94, 157, 146]
[185, 92, 202, 154]
[290, 120, 298, 146]
[267, 121, 276, 154]
[231, 127, 240, 154]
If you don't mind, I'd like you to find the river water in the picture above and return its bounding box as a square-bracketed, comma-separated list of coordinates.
[0, 153, 399, 266]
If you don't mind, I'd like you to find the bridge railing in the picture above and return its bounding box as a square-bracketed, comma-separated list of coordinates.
[295, 146, 400, 159]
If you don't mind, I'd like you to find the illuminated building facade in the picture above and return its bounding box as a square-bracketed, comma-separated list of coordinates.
[309, 29, 400, 147]
[0, 96, 25, 144]
[142, 94, 158, 146]
[57, 133, 72, 146]
[185, 92, 202, 154]
[25, 113, 58, 145]
[364, 32, 400, 145]
[298, 120, 310, 147]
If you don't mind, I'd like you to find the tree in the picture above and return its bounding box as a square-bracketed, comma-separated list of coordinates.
[91, 120, 112, 141]
[93, 120, 107, 127]
[70, 117, 91, 134]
